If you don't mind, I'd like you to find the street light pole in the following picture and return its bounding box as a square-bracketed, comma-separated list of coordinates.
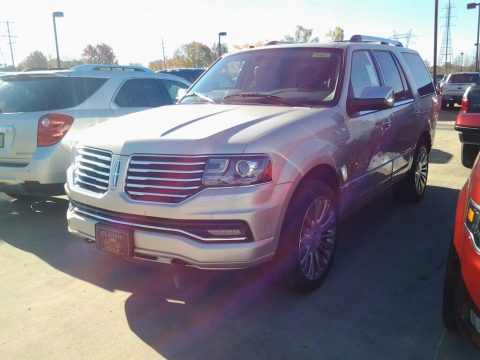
[218, 31, 227, 58]
[468, 3, 480, 71]
[461, 52, 464, 71]
[52, 11, 64, 69]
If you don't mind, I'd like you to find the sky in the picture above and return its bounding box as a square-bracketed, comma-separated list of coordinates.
[0, 0, 477, 69]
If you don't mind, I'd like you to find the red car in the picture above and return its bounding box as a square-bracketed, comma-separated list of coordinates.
[443, 145, 480, 347]
[455, 84, 480, 168]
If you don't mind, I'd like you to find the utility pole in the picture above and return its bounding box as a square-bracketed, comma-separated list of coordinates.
[161, 39, 166, 70]
[1, 21, 16, 70]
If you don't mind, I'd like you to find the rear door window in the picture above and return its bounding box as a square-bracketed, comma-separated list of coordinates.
[0, 76, 107, 113]
[374, 51, 412, 101]
[114, 78, 173, 107]
[401, 52, 435, 96]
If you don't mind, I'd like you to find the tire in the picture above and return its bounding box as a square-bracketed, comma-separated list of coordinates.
[5, 193, 38, 201]
[461, 143, 479, 169]
[274, 179, 337, 293]
[441, 101, 447, 110]
[442, 242, 458, 331]
[448, 101, 455, 109]
[392, 140, 429, 203]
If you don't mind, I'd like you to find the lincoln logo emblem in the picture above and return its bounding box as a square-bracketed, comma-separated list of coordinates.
[112, 160, 121, 188]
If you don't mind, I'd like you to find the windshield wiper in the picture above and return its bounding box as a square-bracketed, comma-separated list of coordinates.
[223, 93, 292, 106]
[180, 92, 217, 104]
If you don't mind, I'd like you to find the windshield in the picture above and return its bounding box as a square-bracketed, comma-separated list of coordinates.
[179, 47, 344, 107]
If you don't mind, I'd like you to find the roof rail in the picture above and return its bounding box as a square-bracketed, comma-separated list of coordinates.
[70, 64, 153, 73]
[349, 35, 403, 47]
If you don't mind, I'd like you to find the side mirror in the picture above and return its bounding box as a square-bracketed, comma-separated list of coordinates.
[349, 86, 394, 113]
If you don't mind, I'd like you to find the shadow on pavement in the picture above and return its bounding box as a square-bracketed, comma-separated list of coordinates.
[430, 148, 453, 164]
[0, 186, 478, 359]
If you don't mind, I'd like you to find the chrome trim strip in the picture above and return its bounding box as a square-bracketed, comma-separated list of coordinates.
[75, 178, 109, 190]
[72, 206, 247, 242]
[76, 164, 110, 177]
[126, 184, 200, 190]
[126, 190, 189, 198]
[78, 157, 111, 169]
[128, 168, 203, 174]
[78, 149, 112, 161]
[130, 160, 206, 166]
[127, 175, 202, 182]
[76, 170, 109, 184]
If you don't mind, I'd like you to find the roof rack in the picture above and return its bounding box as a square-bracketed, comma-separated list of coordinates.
[349, 35, 403, 47]
[70, 64, 153, 73]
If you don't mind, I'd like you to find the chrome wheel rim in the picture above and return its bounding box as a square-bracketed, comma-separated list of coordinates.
[414, 146, 428, 195]
[298, 196, 336, 280]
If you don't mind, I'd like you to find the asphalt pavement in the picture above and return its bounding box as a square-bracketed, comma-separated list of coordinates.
[0, 109, 478, 360]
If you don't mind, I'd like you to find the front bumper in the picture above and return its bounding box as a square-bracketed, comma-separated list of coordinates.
[66, 174, 293, 269]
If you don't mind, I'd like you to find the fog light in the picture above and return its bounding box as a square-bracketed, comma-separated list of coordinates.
[207, 229, 243, 237]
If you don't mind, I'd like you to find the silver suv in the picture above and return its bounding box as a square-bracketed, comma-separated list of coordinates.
[0, 65, 190, 199]
[66, 36, 438, 293]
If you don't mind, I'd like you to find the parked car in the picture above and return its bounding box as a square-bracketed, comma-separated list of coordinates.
[435, 73, 446, 92]
[0, 64, 190, 199]
[443, 145, 480, 348]
[454, 84, 480, 168]
[440, 72, 480, 110]
[157, 68, 205, 83]
[66, 35, 438, 293]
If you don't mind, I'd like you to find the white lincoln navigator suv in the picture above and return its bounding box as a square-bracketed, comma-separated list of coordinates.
[66, 36, 438, 293]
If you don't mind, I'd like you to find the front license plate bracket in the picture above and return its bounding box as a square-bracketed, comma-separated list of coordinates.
[95, 223, 133, 257]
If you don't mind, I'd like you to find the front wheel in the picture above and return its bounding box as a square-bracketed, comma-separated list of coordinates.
[274, 180, 337, 293]
[392, 141, 429, 203]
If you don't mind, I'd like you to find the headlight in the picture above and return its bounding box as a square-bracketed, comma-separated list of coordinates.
[465, 199, 480, 250]
[202, 155, 272, 187]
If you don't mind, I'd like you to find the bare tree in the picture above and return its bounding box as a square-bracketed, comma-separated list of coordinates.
[82, 43, 118, 64]
[18, 51, 48, 70]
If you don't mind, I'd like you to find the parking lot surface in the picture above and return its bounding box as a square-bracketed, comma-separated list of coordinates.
[0, 110, 478, 360]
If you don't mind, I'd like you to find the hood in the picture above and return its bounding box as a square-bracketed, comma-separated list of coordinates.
[78, 104, 324, 155]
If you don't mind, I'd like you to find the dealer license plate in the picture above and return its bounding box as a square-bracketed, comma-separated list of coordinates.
[95, 224, 133, 257]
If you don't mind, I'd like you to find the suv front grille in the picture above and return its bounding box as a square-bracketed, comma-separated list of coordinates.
[73, 147, 112, 194]
[125, 155, 208, 203]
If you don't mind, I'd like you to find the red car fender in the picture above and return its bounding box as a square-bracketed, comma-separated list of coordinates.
[456, 163, 480, 309]
[455, 112, 480, 128]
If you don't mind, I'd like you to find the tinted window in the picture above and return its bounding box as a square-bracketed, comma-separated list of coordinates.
[350, 50, 380, 98]
[401, 52, 435, 96]
[114, 79, 172, 107]
[448, 73, 480, 83]
[159, 79, 189, 103]
[374, 51, 411, 101]
[0, 76, 107, 113]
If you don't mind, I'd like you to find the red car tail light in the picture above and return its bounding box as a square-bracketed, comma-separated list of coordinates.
[461, 96, 470, 113]
[37, 113, 74, 147]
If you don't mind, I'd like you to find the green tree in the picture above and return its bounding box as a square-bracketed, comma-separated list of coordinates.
[148, 59, 165, 71]
[326, 27, 345, 42]
[82, 43, 118, 64]
[284, 25, 319, 43]
[171, 42, 215, 68]
[18, 51, 48, 70]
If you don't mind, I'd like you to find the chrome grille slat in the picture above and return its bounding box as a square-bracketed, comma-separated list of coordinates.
[73, 146, 112, 194]
[130, 160, 206, 166]
[128, 168, 203, 174]
[126, 155, 208, 203]
[126, 184, 200, 190]
[127, 175, 202, 182]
